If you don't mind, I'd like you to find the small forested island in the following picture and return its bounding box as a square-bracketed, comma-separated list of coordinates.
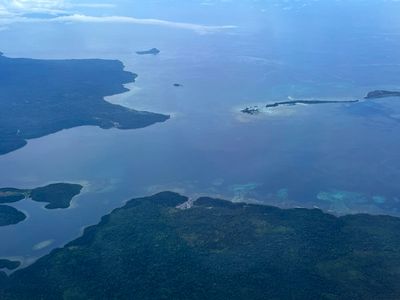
[136, 48, 160, 55]
[0, 183, 83, 209]
[2, 191, 400, 299]
[364, 90, 400, 99]
[0, 206, 26, 227]
[0, 52, 169, 155]
[241, 106, 260, 115]
[0, 260, 20, 271]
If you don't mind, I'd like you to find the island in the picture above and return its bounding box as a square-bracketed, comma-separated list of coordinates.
[0, 205, 26, 227]
[2, 191, 400, 299]
[0, 52, 169, 155]
[0, 260, 20, 271]
[241, 106, 260, 115]
[135, 48, 160, 55]
[0, 189, 26, 204]
[364, 90, 400, 99]
[0, 183, 83, 210]
[241, 99, 359, 115]
[265, 99, 359, 108]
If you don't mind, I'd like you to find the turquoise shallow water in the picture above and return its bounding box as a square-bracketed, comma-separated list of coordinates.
[1, 0, 400, 266]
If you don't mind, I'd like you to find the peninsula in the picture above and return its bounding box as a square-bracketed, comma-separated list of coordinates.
[2, 191, 400, 299]
[0, 206, 26, 227]
[0, 53, 169, 155]
[0, 260, 20, 271]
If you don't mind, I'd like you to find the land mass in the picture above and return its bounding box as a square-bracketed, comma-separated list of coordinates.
[0, 206, 26, 227]
[242, 90, 400, 115]
[0, 183, 83, 209]
[0, 52, 169, 155]
[265, 99, 359, 108]
[241, 106, 261, 115]
[0, 260, 20, 271]
[2, 191, 400, 299]
[136, 48, 160, 55]
[0, 189, 26, 204]
[364, 90, 400, 99]
[242, 100, 359, 115]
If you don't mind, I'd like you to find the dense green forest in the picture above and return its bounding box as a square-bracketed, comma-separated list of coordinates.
[0, 183, 83, 210]
[2, 192, 400, 299]
[0, 53, 169, 155]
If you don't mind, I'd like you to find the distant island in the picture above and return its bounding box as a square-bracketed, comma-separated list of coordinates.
[241, 99, 358, 115]
[0, 53, 169, 155]
[364, 90, 400, 99]
[0, 183, 83, 210]
[2, 191, 400, 299]
[241, 106, 261, 115]
[241, 90, 400, 115]
[136, 48, 160, 55]
[265, 99, 359, 108]
[0, 205, 26, 227]
[0, 260, 20, 271]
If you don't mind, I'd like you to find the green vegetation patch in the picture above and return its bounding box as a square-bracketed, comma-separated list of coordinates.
[0, 188, 27, 204]
[30, 183, 83, 209]
[0, 260, 20, 271]
[0, 205, 26, 227]
[2, 192, 400, 299]
[0, 183, 83, 210]
[0, 53, 169, 155]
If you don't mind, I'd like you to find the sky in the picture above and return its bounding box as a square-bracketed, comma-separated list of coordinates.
[0, 0, 238, 34]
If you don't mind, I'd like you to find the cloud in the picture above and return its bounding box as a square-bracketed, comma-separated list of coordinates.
[0, 0, 114, 13]
[70, 3, 115, 8]
[0, 0, 66, 14]
[0, 0, 237, 34]
[2, 0, 64, 11]
[51, 14, 237, 34]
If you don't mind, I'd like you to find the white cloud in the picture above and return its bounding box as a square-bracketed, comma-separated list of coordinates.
[71, 3, 115, 8]
[0, 2, 236, 34]
[0, 0, 113, 13]
[2, 0, 64, 10]
[0, 0, 66, 14]
[0, 0, 237, 34]
[52, 14, 237, 34]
